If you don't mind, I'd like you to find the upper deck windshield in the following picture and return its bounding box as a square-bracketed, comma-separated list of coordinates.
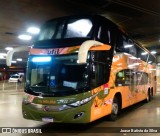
[26, 54, 88, 96]
[37, 18, 93, 41]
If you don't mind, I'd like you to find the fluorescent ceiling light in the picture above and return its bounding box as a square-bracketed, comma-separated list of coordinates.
[0, 56, 5, 59]
[17, 58, 22, 61]
[0, 53, 7, 56]
[141, 52, 148, 55]
[148, 61, 152, 64]
[124, 44, 133, 48]
[151, 51, 157, 54]
[129, 56, 137, 60]
[5, 47, 13, 51]
[18, 34, 32, 40]
[27, 27, 40, 34]
[11, 61, 17, 63]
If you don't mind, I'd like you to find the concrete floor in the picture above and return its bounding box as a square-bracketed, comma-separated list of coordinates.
[0, 88, 160, 136]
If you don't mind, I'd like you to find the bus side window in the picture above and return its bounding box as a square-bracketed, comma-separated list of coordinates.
[115, 71, 125, 86]
[116, 32, 137, 58]
[115, 69, 135, 86]
[137, 72, 148, 85]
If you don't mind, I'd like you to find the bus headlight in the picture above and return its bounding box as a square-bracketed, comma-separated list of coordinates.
[68, 93, 98, 107]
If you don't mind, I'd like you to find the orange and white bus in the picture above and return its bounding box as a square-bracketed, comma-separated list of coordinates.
[19, 15, 156, 123]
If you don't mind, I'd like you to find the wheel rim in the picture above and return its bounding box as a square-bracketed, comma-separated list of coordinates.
[112, 103, 118, 115]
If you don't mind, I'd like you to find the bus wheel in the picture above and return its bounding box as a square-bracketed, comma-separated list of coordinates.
[109, 97, 119, 121]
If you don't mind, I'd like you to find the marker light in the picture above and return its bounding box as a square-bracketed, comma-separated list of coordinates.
[124, 44, 133, 48]
[32, 57, 51, 62]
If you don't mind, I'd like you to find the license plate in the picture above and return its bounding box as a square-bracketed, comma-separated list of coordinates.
[42, 117, 54, 122]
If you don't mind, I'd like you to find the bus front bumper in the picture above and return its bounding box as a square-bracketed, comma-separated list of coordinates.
[22, 102, 91, 123]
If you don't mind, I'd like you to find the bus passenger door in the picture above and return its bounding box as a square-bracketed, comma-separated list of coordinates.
[89, 51, 113, 121]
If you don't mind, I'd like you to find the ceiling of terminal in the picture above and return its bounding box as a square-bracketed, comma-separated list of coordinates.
[0, 0, 160, 66]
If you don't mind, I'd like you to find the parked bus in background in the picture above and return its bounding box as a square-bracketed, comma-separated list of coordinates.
[21, 15, 156, 123]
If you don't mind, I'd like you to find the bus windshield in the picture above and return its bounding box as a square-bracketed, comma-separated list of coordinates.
[38, 18, 93, 41]
[26, 54, 88, 96]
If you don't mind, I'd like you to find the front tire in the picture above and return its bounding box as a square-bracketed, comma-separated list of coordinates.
[109, 97, 119, 121]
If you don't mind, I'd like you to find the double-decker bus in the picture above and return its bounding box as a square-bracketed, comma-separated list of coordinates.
[20, 15, 156, 123]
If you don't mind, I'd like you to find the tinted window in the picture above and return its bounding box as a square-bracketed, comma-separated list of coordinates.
[115, 69, 148, 86]
[136, 45, 149, 62]
[115, 69, 135, 86]
[148, 54, 156, 64]
[38, 21, 63, 40]
[96, 20, 117, 45]
[65, 19, 93, 38]
[38, 18, 93, 41]
[137, 72, 148, 85]
[116, 33, 137, 56]
[97, 26, 111, 44]
[26, 54, 88, 96]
